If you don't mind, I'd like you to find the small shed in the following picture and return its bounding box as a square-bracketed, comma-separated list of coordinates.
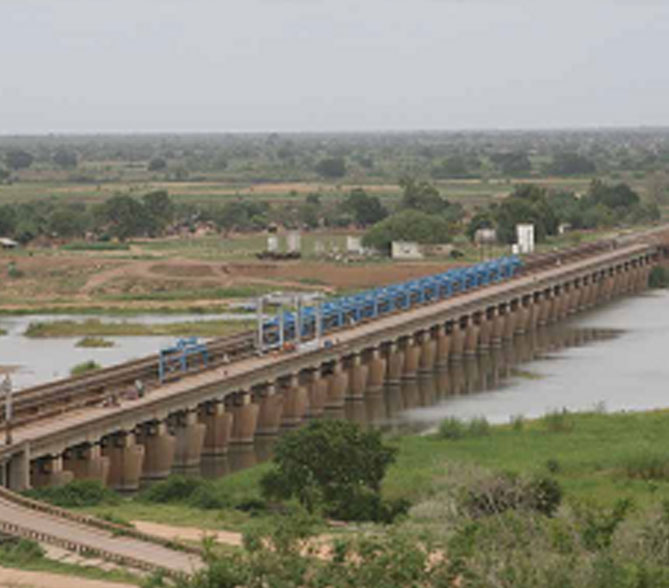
[0, 238, 18, 250]
[391, 241, 423, 260]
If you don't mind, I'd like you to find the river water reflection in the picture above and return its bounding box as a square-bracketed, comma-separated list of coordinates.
[201, 290, 669, 477]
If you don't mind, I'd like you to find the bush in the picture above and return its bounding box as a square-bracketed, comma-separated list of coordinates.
[188, 484, 230, 510]
[70, 360, 101, 376]
[437, 417, 491, 440]
[24, 480, 118, 508]
[510, 414, 525, 431]
[0, 538, 44, 565]
[464, 473, 562, 518]
[468, 417, 491, 437]
[327, 491, 410, 524]
[623, 454, 669, 480]
[437, 417, 466, 440]
[542, 409, 574, 433]
[139, 475, 206, 504]
[648, 266, 669, 289]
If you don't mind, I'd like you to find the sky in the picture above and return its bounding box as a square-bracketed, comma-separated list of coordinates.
[1, 0, 668, 134]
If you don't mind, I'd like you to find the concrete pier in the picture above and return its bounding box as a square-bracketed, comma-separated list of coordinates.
[255, 384, 284, 436]
[137, 422, 175, 479]
[102, 433, 145, 492]
[229, 392, 259, 444]
[346, 354, 369, 400]
[31, 456, 74, 488]
[281, 375, 309, 427]
[325, 363, 348, 408]
[199, 401, 233, 455]
[365, 349, 387, 394]
[173, 411, 206, 468]
[63, 444, 109, 485]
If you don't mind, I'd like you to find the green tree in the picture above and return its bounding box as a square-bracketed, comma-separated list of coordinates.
[548, 152, 596, 176]
[430, 154, 475, 179]
[0, 205, 16, 236]
[399, 177, 450, 215]
[362, 209, 452, 253]
[47, 204, 89, 238]
[315, 157, 346, 179]
[52, 147, 78, 169]
[494, 184, 558, 244]
[260, 420, 397, 518]
[342, 188, 387, 227]
[93, 195, 149, 241]
[142, 190, 174, 235]
[491, 151, 532, 176]
[5, 149, 34, 171]
[148, 157, 167, 172]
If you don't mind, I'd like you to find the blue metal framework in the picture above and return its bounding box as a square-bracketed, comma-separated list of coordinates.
[159, 337, 209, 382]
[261, 255, 521, 349]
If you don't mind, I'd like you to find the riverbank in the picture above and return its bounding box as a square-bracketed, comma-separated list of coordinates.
[23, 319, 254, 338]
[56, 408, 669, 537]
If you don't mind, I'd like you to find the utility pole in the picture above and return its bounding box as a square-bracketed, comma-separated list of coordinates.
[2, 375, 12, 446]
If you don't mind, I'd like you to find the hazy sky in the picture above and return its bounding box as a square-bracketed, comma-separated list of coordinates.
[1, 0, 668, 133]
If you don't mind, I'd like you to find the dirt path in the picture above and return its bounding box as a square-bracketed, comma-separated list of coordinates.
[0, 567, 135, 588]
[131, 521, 243, 547]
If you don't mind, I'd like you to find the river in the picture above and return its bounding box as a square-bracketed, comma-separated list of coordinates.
[204, 289, 669, 476]
[0, 313, 251, 390]
[1, 292, 667, 477]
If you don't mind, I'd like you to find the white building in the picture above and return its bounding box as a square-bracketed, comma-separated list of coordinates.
[267, 235, 279, 253]
[346, 235, 363, 254]
[516, 224, 535, 254]
[391, 241, 423, 260]
[286, 231, 301, 253]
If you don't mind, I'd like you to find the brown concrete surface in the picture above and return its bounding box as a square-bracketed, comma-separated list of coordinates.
[0, 497, 201, 575]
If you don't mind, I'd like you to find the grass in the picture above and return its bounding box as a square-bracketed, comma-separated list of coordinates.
[76, 335, 115, 347]
[25, 318, 253, 338]
[70, 360, 101, 376]
[0, 327, 6, 335]
[383, 410, 669, 512]
[61, 241, 131, 251]
[81, 464, 272, 533]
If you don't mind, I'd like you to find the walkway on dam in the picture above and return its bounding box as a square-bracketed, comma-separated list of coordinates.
[7, 242, 647, 451]
[0, 494, 202, 575]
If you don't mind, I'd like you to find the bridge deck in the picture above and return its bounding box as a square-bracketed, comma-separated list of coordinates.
[0, 495, 201, 574]
[6, 242, 648, 452]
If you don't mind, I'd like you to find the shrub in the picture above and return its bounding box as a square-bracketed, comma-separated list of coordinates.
[573, 498, 633, 551]
[188, 484, 230, 510]
[139, 475, 206, 504]
[24, 480, 118, 508]
[648, 266, 669, 289]
[542, 409, 574, 433]
[546, 458, 561, 474]
[468, 417, 491, 437]
[463, 473, 562, 518]
[70, 360, 101, 376]
[0, 538, 44, 564]
[623, 454, 669, 480]
[437, 417, 491, 440]
[437, 417, 466, 440]
[7, 262, 23, 279]
[510, 414, 525, 431]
